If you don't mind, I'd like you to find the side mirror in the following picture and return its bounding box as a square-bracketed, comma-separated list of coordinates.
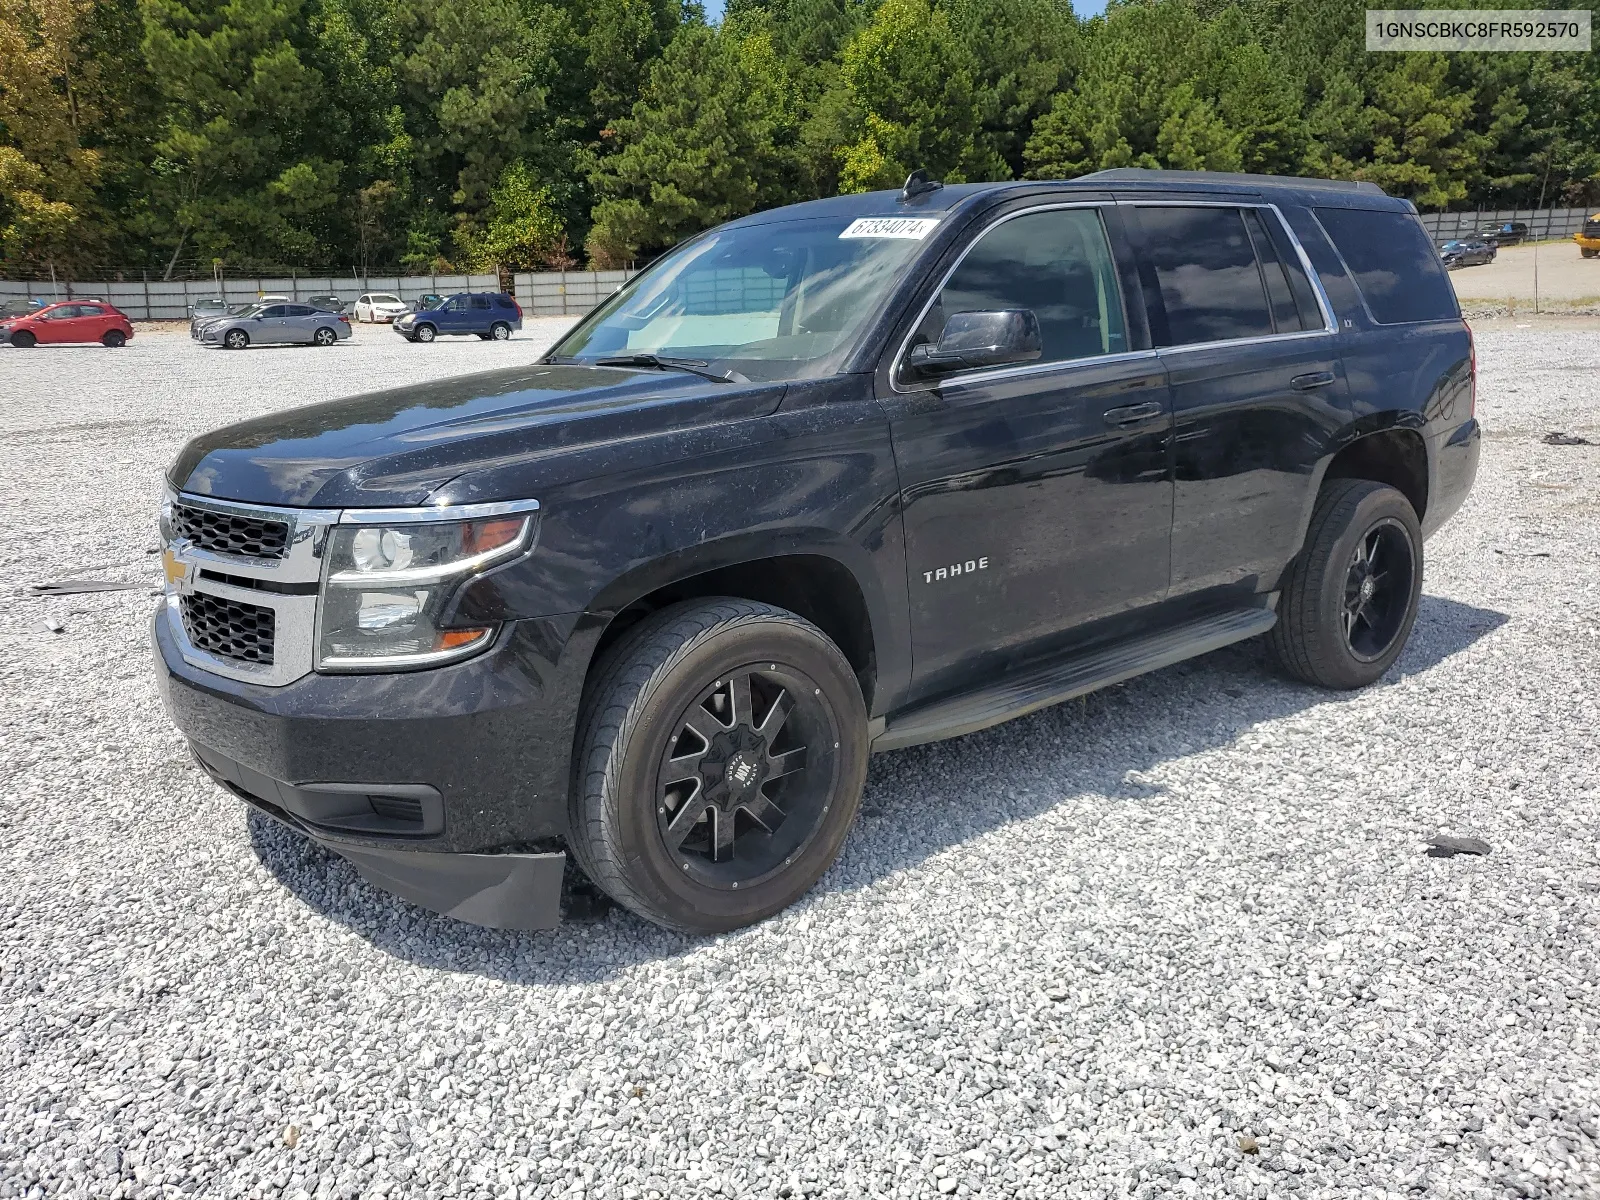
[905, 309, 1043, 377]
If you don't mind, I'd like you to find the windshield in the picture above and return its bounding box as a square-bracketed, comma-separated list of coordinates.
[550, 215, 932, 382]
[371, 294, 401, 304]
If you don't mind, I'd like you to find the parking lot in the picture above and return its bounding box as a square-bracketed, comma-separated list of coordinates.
[1, 321, 1598, 1200]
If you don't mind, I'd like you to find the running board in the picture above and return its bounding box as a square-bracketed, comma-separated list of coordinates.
[873, 606, 1278, 752]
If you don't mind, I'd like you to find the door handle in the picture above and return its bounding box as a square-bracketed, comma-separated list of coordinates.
[1102, 401, 1164, 426]
[1291, 371, 1337, 391]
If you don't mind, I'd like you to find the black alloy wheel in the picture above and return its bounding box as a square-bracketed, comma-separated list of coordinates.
[10, 330, 34, 348]
[656, 666, 830, 886]
[1268, 479, 1423, 689]
[1341, 517, 1415, 662]
[570, 598, 870, 933]
[102, 330, 126, 348]
[313, 326, 337, 346]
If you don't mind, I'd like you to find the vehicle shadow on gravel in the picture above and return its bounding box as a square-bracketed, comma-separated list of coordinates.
[248, 593, 1507, 982]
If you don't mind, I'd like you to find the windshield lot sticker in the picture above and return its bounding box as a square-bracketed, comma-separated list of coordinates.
[839, 217, 941, 240]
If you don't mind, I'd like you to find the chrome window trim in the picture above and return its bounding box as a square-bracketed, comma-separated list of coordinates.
[888, 201, 1134, 395]
[888, 198, 1341, 394]
[162, 491, 542, 686]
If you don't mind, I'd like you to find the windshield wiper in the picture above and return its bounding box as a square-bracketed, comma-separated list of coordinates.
[590, 353, 746, 384]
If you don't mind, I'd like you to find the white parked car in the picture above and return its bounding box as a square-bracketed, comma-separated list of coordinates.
[354, 293, 410, 323]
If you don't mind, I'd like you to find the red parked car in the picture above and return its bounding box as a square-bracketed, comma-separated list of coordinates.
[0, 300, 134, 348]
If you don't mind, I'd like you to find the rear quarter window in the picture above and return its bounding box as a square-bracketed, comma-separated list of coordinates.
[1314, 208, 1458, 325]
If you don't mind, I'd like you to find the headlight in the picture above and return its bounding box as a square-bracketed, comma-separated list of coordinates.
[315, 505, 537, 670]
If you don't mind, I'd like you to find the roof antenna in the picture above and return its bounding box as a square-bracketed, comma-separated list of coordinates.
[899, 168, 943, 202]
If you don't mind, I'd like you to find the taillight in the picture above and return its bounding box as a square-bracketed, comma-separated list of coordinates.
[512, 300, 523, 319]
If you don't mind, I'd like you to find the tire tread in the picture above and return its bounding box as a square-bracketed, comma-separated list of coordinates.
[570, 598, 857, 932]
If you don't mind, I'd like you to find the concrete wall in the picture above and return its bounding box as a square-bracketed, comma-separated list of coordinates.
[512, 270, 637, 317]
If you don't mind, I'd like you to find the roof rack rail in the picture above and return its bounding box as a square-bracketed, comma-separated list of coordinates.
[1079, 168, 1386, 195]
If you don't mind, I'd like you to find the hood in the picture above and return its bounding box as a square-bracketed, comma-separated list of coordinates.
[168, 363, 787, 507]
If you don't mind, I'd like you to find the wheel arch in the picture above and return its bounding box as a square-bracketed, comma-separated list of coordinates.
[581, 534, 887, 713]
[1322, 421, 1429, 522]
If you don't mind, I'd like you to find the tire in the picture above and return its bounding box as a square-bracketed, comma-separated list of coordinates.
[9, 330, 34, 348]
[1584, 248, 1597, 259]
[570, 598, 870, 934]
[224, 329, 249, 350]
[490, 321, 511, 341]
[1268, 479, 1423, 690]
[414, 323, 436, 343]
[102, 329, 126, 348]
[313, 326, 337, 346]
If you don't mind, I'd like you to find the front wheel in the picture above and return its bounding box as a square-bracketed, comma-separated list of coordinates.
[1584, 248, 1598, 259]
[1268, 479, 1423, 689]
[414, 323, 436, 343]
[9, 330, 35, 348]
[490, 321, 511, 341]
[224, 329, 249, 350]
[313, 326, 337, 346]
[570, 599, 870, 934]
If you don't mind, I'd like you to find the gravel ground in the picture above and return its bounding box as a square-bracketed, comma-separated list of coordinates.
[1, 326, 1598, 1200]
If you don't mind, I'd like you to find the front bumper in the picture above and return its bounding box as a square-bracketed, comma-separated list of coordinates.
[154, 606, 590, 930]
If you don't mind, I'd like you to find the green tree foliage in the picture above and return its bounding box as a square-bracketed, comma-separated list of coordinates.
[834, 0, 1002, 192]
[585, 22, 793, 263]
[1, 0, 1596, 275]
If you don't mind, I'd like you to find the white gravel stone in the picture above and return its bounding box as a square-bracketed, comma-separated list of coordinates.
[1, 322, 1597, 1200]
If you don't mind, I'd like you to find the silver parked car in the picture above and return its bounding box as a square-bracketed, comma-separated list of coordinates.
[199, 303, 352, 349]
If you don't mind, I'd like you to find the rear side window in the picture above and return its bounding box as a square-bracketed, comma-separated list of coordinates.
[1136, 207, 1275, 346]
[1314, 208, 1458, 324]
[470, 296, 492, 310]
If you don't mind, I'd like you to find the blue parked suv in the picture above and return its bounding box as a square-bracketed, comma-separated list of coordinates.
[394, 292, 523, 342]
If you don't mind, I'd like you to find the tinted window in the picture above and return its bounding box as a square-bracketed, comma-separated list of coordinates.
[78, 305, 105, 316]
[1137, 207, 1274, 346]
[260, 306, 286, 318]
[469, 296, 492, 310]
[495, 294, 516, 308]
[1314, 208, 1458, 324]
[926, 208, 1127, 365]
[286, 305, 314, 317]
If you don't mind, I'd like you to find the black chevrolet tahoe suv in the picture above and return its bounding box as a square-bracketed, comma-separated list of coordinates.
[155, 170, 1480, 934]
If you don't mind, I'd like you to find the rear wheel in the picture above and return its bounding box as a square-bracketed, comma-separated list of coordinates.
[224, 329, 249, 350]
[570, 599, 869, 934]
[313, 326, 337, 346]
[414, 323, 436, 343]
[1268, 479, 1423, 689]
[10, 330, 36, 348]
[490, 321, 511, 341]
[102, 329, 126, 348]
[1584, 248, 1597, 259]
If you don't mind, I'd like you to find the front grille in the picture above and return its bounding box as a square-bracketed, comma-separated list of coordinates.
[173, 503, 289, 560]
[180, 593, 276, 665]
